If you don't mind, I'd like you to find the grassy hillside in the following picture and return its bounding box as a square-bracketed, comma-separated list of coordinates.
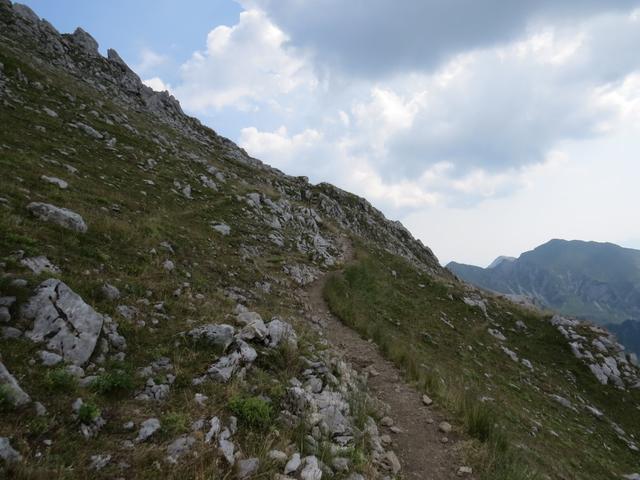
[327, 244, 640, 479]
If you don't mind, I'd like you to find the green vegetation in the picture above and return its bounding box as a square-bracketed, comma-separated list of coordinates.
[325, 244, 640, 480]
[44, 367, 78, 392]
[91, 368, 134, 395]
[0, 384, 14, 411]
[228, 395, 273, 430]
[77, 402, 101, 424]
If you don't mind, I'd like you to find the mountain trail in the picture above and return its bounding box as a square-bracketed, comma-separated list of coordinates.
[302, 238, 472, 480]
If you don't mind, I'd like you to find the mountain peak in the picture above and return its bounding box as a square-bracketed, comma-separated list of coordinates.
[487, 255, 516, 269]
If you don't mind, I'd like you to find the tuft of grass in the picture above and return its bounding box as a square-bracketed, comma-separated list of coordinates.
[0, 384, 14, 411]
[45, 367, 78, 392]
[77, 402, 101, 424]
[162, 411, 190, 437]
[91, 368, 134, 395]
[228, 395, 273, 430]
[458, 392, 496, 443]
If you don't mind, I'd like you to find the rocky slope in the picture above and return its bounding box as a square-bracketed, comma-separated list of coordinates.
[1, 2, 640, 480]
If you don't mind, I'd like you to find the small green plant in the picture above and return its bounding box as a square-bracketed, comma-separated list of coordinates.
[91, 369, 133, 395]
[162, 411, 190, 436]
[228, 395, 273, 430]
[77, 402, 101, 424]
[45, 367, 78, 392]
[460, 394, 496, 443]
[0, 384, 14, 411]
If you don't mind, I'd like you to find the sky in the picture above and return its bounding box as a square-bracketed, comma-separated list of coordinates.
[19, 0, 640, 267]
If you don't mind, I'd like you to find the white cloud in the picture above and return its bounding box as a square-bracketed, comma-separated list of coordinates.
[135, 47, 169, 76]
[174, 9, 316, 111]
[142, 77, 172, 92]
[240, 126, 323, 168]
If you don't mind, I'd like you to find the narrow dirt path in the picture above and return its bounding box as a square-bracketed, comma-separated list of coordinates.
[301, 239, 474, 480]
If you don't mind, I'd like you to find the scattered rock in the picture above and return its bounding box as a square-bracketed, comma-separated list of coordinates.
[136, 418, 161, 442]
[285, 453, 301, 474]
[457, 466, 473, 476]
[0, 360, 31, 406]
[20, 256, 60, 274]
[300, 455, 322, 480]
[166, 435, 195, 464]
[268, 450, 288, 463]
[422, 394, 433, 406]
[100, 283, 120, 301]
[0, 437, 21, 463]
[34, 401, 47, 416]
[23, 279, 104, 366]
[27, 202, 87, 233]
[438, 421, 452, 434]
[381, 450, 401, 474]
[163, 259, 175, 272]
[237, 457, 260, 478]
[90, 454, 111, 470]
[38, 350, 63, 366]
[41, 175, 68, 189]
[211, 222, 231, 235]
[187, 324, 235, 351]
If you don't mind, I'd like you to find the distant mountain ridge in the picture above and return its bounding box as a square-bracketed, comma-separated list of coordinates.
[447, 239, 640, 327]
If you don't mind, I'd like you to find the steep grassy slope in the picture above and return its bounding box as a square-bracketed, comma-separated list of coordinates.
[327, 245, 640, 479]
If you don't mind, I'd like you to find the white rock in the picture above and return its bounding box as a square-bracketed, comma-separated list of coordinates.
[101, 283, 120, 301]
[204, 416, 221, 443]
[219, 438, 235, 465]
[266, 318, 298, 349]
[0, 361, 31, 406]
[237, 457, 260, 478]
[90, 454, 111, 470]
[34, 402, 47, 416]
[268, 450, 288, 463]
[300, 456, 322, 480]
[166, 435, 195, 464]
[212, 223, 231, 235]
[27, 202, 87, 233]
[457, 466, 473, 476]
[136, 418, 161, 442]
[194, 393, 208, 406]
[23, 279, 104, 366]
[38, 350, 63, 366]
[163, 259, 175, 272]
[0, 437, 21, 463]
[188, 324, 235, 351]
[284, 453, 301, 474]
[41, 175, 68, 189]
[20, 256, 60, 274]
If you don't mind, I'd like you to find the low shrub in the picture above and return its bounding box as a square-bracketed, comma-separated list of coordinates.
[228, 395, 273, 430]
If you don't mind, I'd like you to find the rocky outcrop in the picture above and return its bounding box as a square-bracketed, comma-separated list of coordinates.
[552, 315, 640, 389]
[22, 279, 104, 365]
